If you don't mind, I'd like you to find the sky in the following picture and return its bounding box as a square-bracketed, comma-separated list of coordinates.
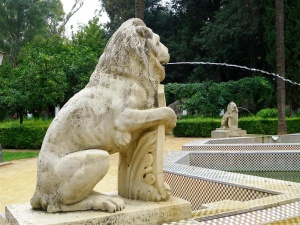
[61, 0, 109, 36]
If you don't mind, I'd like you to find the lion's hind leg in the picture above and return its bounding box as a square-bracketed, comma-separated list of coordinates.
[33, 149, 125, 213]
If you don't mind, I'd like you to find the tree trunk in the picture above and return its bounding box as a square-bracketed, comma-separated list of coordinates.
[135, 0, 144, 20]
[275, 0, 287, 135]
[18, 109, 23, 124]
[45, 105, 50, 119]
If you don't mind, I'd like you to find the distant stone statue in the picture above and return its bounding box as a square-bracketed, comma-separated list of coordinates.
[30, 18, 176, 213]
[211, 101, 247, 138]
[221, 101, 239, 129]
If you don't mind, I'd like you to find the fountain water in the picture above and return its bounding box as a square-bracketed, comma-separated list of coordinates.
[237, 107, 255, 116]
[167, 61, 300, 86]
[237, 106, 265, 134]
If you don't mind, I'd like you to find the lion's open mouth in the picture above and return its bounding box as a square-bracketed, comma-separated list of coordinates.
[159, 59, 169, 70]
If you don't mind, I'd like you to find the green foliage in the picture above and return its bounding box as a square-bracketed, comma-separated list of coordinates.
[0, 0, 65, 66]
[164, 0, 221, 83]
[0, 19, 106, 119]
[2, 151, 39, 162]
[101, 0, 134, 34]
[233, 171, 300, 183]
[183, 81, 228, 117]
[65, 17, 106, 99]
[257, 108, 278, 118]
[173, 117, 220, 137]
[173, 117, 300, 137]
[238, 117, 277, 135]
[0, 119, 51, 128]
[286, 118, 300, 133]
[71, 17, 107, 57]
[197, 0, 264, 81]
[0, 65, 20, 118]
[0, 63, 31, 122]
[101, 0, 163, 35]
[263, 0, 300, 116]
[17, 36, 68, 111]
[0, 119, 51, 149]
[165, 77, 275, 116]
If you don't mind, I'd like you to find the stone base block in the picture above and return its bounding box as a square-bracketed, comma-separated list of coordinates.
[5, 194, 191, 225]
[211, 128, 247, 138]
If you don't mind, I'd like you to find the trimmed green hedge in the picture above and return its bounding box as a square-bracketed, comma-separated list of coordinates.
[0, 120, 50, 149]
[1, 117, 299, 148]
[173, 117, 300, 137]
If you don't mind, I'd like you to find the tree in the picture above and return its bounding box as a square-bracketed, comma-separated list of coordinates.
[0, 64, 31, 123]
[135, 0, 144, 20]
[49, 0, 85, 35]
[0, 0, 65, 67]
[264, 0, 300, 117]
[100, 0, 134, 33]
[275, 0, 287, 134]
[0, 14, 107, 121]
[71, 17, 106, 57]
[0, 0, 85, 68]
[165, 77, 275, 117]
[100, 0, 163, 34]
[196, 0, 265, 82]
[17, 36, 68, 119]
[67, 17, 106, 100]
[162, 0, 222, 83]
[284, 1, 300, 116]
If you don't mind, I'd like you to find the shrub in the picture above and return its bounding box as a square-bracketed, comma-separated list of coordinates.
[165, 77, 275, 117]
[256, 108, 278, 118]
[286, 118, 300, 133]
[0, 119, 51, 149]
[173, 117, 220, 137]
[173, 116, 300, 137]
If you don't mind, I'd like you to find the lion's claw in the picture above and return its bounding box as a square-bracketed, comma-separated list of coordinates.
[114, 131, 131, 148]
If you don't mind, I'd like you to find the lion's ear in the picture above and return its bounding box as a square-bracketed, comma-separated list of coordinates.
[136, 26, 153, 39]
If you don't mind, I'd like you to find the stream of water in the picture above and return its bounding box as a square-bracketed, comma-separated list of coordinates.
[167, 61, 300, 86]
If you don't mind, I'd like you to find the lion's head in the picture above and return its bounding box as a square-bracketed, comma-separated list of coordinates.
[227, 102, 238, 114]
[88, 18, 169, 106]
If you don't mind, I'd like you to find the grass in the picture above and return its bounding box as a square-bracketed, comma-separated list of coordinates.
[0, 118, 52, 128]
[2, 150, 39, 162]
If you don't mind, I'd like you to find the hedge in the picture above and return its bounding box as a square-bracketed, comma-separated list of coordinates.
[0, 120, 50, 149]
[173, 117, 300, 137]
[1, 117, 299, 148]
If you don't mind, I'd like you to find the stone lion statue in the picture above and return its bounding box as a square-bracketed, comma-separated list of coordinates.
[30, 18, 176, 213]
[221, 102, 238, 129]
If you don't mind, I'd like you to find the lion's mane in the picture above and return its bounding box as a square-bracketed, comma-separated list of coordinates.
[87, 18, 163, 109]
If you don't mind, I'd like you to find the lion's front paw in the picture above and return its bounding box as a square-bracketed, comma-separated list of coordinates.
[163, 107, 177, 131]
[132, 183, 162, 202]
[93, 195, 125, 213]
[114, 131, 131, 148]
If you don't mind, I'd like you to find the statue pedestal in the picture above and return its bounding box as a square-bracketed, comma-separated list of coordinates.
[5, 193, 191, 225]
[211, 128, 247, 138]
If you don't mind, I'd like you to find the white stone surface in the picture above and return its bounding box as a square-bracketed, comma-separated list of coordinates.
[6, 195, 191, 225]
[211, 128, 247, 138]
[30, 18, 177, 213]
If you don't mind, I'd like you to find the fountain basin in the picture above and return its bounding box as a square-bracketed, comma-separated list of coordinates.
[163, 133, 300, 221]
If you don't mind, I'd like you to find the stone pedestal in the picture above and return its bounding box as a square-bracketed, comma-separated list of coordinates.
[211, 128, 247, 138]
[5, 194, 191, 225]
